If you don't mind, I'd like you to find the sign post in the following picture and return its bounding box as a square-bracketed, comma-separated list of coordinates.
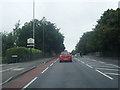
[27, 38, 34, 60]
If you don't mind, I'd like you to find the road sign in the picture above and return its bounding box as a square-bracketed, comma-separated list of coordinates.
[27, 38, 34, 44]
[11, 55, 18, 58]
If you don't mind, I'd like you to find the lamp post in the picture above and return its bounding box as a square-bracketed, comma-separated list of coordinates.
[33, 0, 35, 48]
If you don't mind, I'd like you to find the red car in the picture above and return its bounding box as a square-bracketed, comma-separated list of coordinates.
[59, 52, 72, 62]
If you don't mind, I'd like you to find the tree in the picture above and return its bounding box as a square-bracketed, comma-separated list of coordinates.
[75, 8, 120, 57]
[16, 17, 65, 55]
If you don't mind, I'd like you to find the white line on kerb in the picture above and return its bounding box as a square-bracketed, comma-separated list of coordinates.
[23, 77, 37, 88]
[41, 67, 49, 74]
[86, 64, 93, 68]
[96, 69, 113, 80]
[0, 76, 13, 85]
[50, 63, 53, 66]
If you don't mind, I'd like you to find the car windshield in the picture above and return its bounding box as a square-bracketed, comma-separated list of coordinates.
[61, 52, 70, 55]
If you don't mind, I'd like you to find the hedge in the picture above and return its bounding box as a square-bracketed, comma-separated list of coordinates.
[3, 47, 42, 63]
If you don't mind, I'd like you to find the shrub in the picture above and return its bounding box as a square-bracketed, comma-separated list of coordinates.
[3, 47, 42, 63]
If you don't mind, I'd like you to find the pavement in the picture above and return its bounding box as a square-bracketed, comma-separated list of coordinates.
[2, 56, 119, 89]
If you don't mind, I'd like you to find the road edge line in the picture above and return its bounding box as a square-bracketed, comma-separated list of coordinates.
[23, 77, 37, 89]
[41, 67, 49, 73]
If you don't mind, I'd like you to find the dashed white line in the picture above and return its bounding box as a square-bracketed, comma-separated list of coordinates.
[41, 67, 49, 74]
[96, 69, 113, 80]
[23, 77, 37, 88]
[50, 63, 53, 66]
[86, 64, 93, 68]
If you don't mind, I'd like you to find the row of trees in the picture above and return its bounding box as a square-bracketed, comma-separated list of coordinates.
[2, 17, 65, 58]
[75, 8, 120, 57]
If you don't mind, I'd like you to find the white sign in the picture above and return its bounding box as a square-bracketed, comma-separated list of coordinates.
[27, 38, 34, 44]
[27, 44, 34, 47]
[11, 55, 18, 57]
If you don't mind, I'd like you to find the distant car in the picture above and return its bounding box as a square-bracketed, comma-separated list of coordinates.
[59, 52, 72, 62]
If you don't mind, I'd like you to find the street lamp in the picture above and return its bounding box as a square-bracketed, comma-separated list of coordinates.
[32, 0, 35, 48]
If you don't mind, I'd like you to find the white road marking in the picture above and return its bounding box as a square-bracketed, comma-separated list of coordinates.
[0, 76, 13, 85]
[105, 73, 120, 76]
[81, 61, 85, 64]
[0, 68, 13, 72]
[54, 61, 57, 63]
[103, 64, 120, 68]
[9, 64, 14, 65]
[86, 64, 93, 68]
[0, 64, 5, 67]
[96, 68, 119, 71]
[96, 69, 113, 80]
[0, 66, 19, 72]
[91, 59, 96, 61]
[12, 68, 24, 71]
[41, 67, 49, 74]
[89, 65, 117, 68]
[99, 61, 105, 63]
[23, 77, 37, 88]
[50, 63, 53, 66]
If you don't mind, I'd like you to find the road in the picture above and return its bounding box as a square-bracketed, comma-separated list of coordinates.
[26, 57, 119, 88]
[3, 57, 119, 88]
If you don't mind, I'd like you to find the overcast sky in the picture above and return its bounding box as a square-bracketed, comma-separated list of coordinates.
[0, 0, 119, 52]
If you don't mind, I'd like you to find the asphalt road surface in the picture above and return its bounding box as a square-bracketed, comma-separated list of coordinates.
[23, 57, 119, 88]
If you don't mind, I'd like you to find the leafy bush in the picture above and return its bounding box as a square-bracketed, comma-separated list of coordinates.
[3, 47, 42, 63]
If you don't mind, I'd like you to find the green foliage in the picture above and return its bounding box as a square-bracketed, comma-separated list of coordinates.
[2, 17, 65, 57]
[2, 32, 15, 56]
[3, 47, 42, 63]
[17, 17, 65, 54]
[70, 50, 76, 55]
[75, 8, 120, 56]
